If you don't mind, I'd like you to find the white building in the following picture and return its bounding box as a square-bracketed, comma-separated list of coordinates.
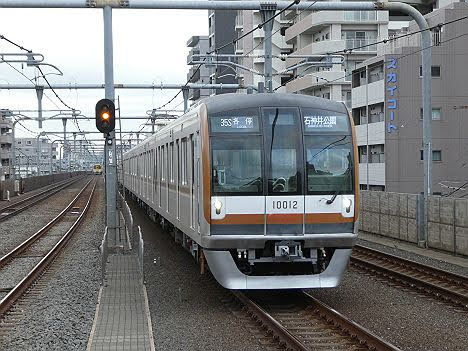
[283, 5, 389, 107]
[234, 8, 294, 91]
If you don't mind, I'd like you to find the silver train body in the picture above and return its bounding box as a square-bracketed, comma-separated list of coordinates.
[122, 93, 359, 289]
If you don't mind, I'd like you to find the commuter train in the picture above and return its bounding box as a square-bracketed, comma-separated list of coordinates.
[122, 93, 359, 289]
[93, 164, 103, 175]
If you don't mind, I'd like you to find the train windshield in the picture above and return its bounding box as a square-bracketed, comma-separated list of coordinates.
[304, 135, 353, 195]
[211, 137, 263, 195]
[263, 107, 302, 194]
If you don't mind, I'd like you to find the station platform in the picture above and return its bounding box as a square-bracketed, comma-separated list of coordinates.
[86, 253, 155, 351]
[358, 231, 468, 269]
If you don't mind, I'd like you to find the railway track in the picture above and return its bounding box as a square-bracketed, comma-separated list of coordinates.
[0, 176, 85, 223]
[0, 178, 97, 318]
[351, 245, 468, 309]
[230, 290, 401, 351]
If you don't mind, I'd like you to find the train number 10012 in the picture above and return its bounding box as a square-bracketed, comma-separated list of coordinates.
[272, 200, 298, 210]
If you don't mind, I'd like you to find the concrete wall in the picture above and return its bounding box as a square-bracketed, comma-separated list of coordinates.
[359, 190, 468, 257]
[0, 171, 87, 199]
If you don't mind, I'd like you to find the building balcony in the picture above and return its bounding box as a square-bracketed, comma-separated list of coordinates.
[285, 71, 345, 93]
[285, 10, 386, 43]
[0, 149, 11, 159]
[0, 134, 13, 144]
[356, 121, 385, 146]
[253, 49, 265, 64]
[253, 28, 264, 39]
[351, 80, 384, 109]
[359, 162, 385, 186]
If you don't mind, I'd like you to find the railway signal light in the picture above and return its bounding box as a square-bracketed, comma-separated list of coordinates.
[95, 98, 115, 134]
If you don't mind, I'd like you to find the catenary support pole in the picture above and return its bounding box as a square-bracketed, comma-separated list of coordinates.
[62, 118, 68, 170]
[182, 87, 189, 113]
[36, 87, 43, 129]
[260, 4, 276, 93]
[103, 5, 118, 244]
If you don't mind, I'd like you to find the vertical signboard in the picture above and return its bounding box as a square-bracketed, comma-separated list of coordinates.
[386, 57, 398, 133]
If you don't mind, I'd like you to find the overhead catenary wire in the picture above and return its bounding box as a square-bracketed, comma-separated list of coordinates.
[198, 0, 319, 95]
[443, 180, 468, 197]
[141, 0, 308, 134]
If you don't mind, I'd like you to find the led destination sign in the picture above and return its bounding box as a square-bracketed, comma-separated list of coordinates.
[210, 116, 260, 132]
[302, 109, 349, 133]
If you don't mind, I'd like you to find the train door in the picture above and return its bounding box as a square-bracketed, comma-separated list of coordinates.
[166, 144, 169, 212]
[153, 148, 157, 205]
[262, 107, 305, 235]
[176, 139, 180, 220]
[195, 132, 200, 232]
[190, 134, 196, 229]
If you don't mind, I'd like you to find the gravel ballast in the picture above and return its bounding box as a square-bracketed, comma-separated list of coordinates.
[0, 177, 90, 257]
[357, 236, 468, 277]
[129, 200, 263, 351]
[307, 269, 468, 351]
[0, 177, 105, 351]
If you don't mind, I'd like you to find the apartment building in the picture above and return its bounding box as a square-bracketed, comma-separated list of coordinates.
[186, 35, 211, 104]
[15, 138, 58, 177]
[351, 2, 468, 194]
[0, 115, 13, 179]
[234, 8, 294, 91]
[284, 5, 389, 107]
[208, 7, 237, 95]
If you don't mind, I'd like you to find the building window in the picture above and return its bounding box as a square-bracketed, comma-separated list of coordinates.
[17, 141, 22, 145]
[369, 144, 385, 163]
[420, 150, 442, 161]
[420, 107, 441, 120]
[419, 66, 441, 77]
[358, 146, 368, 163]
[432, 27, 442, 46]
[27, 141, 32, 145]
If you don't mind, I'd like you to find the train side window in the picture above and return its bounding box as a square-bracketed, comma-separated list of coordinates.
[161, 146, 165, 181]
[181, 137, 188, 185]
[170, 142, 174, 182]
[176, 140, 180, 184]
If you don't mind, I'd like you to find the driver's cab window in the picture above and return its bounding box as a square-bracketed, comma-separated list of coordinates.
[263, 108, 302, 195]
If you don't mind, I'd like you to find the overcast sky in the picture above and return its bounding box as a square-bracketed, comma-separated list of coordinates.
[0, 8, 208, 142]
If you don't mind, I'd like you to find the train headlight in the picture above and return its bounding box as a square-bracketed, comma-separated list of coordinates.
[343, 198, 352, 213]
[214, 199, 223, 215]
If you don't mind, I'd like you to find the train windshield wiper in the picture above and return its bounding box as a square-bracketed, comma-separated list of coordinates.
[326, 167, 351, 205]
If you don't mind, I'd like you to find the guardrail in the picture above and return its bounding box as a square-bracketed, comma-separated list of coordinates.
[118, 192, 134, 247]
[137, 225, 144, 283]
[100, 195, 144, 285]
[100, 226, 109, 285]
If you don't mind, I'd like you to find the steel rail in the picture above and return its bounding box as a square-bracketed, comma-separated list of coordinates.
[232, 291, 401, 351]
[0, 178, 97, 317]
[351, 245, 468, 308]
[302, 292, 401, 351]
[0, 177, 93, 269]
[232, 291, 308, 351]
[0, 175, 85, 223]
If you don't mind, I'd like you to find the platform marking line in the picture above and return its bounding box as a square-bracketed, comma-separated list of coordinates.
[86, 285, 104, 351]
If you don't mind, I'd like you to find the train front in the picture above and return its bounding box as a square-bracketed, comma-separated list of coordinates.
[200, 94, 359, 289]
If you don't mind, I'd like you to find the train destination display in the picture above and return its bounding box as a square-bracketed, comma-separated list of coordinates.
[302, 109, 349, 133]
[210, 115, 260, 132]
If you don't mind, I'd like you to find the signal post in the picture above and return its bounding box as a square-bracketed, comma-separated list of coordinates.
[98, 5, 118, 246]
